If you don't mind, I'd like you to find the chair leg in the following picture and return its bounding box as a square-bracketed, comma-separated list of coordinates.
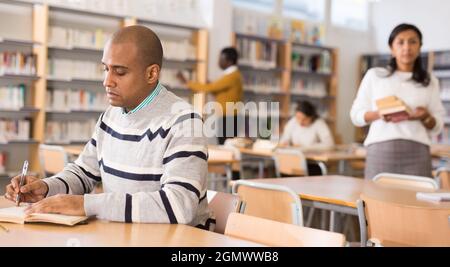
[305, 207, 315, 227]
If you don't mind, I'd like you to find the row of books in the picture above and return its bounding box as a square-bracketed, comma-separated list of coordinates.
[0, 119, 30, 143]
[47, 58, 104, 81]
[289, 19, 325, 46]
[48, 26, 112, 50]
[0, 84, 26, 110]
[291, 78, 327, 97]
[161, 39, 196, 62]
[159, 69, 191, 89]
[46, 0, 199, 20]
[440, 82, 450, 100]
[0, 52, 37, 76]
[46, 89, 108, 112]
[233, 8, 274, 38]
[237, 38, 278, 69]
[243, 73, 281, 94]
[47, 0, 127, 15]
[292, 50, 332, 74]
[0, 151, 6, 174]
[233, 8, 325, 45]
[434, 51, 450, 68]
[45, 120, 96, 144]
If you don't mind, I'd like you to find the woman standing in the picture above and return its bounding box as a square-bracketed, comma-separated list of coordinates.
[350, 24, 446, 179]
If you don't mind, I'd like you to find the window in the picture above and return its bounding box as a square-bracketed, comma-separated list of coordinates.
[282, 0, 325, 21]
[332, 0, 369, 31]
[232, 0, 275, 13]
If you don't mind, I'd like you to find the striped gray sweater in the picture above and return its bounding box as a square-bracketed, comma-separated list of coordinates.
[43, 86, 213, 229]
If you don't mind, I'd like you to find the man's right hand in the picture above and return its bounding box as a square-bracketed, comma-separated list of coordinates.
[4, 175, 48, 203]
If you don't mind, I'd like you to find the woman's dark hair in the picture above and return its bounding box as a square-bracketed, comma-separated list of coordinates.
[387, 23, 430, 86]
[296, 100, 318, 122]
[221, 47, 238, 65]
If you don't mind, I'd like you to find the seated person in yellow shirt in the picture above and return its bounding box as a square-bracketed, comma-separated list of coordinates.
[177, 47, 243, 145]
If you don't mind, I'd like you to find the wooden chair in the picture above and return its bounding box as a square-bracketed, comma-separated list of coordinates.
[207, 147, 235, 191]
[207, 190, 241, 234]
[358, 193, 450, 246]
[232, 180, 303, 225]
[273, 148, 309, 177]
[435, 167, 450, 189]
[373, 173, 438, 190]
[225, 213, 346, 247]
[39, 144, 69, 177]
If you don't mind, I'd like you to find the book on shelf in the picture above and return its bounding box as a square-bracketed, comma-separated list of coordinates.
[237, 38, 278, 69]
[45, 120, 96, 144]
[0, 51, 36, 76]
[0, 119, 30, 143]
[0, 205, 88, 226]
[0, 151, 6, 174]
[47, 89, 108, 112]
[161, 39, 196, 61]
[47, 58, 103, 81]
[0, 84, 26, 110]
[48, 26, 112, 50]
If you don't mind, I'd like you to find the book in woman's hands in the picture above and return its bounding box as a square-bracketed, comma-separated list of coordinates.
[0, 205, 88, 226]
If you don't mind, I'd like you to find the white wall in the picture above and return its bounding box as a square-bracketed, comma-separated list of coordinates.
[371, 0, 450, 53]
[323, 0, 376, 143]
[203, 0, 233, 81]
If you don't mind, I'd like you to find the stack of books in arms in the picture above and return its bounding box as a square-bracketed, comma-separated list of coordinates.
[376, 95, 412, 121]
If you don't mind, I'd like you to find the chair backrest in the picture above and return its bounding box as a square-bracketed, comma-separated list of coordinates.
[225, 213, 346, 247]
[232, 180, 303, 226]
[273, 148, 308, 177]
[373, 173, 438, 190]
[207, 190, 241, 234]
[207, 147, 235, 175]
[435, 167, 450, 190]
[39, 144, 69, 176]
[359, 193, 450, 246]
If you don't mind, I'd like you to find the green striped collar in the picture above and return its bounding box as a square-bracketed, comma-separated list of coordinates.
[122, 82, 162, 115]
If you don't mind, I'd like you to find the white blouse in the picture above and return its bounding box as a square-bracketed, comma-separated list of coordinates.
[350, 67, 446, 147]
[280, 117, 335, 150]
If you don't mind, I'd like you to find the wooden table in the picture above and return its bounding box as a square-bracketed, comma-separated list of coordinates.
[239, 147, 365, 176]
[249, 175, 450, 236]
[251, 176, 364, 211]
[0, 199, 261, 247]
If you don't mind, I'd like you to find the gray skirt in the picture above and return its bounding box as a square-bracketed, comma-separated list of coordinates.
[365, 139, 432, 179]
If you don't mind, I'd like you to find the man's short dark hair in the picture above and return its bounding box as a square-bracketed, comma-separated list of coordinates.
[221, 47, 238, 65]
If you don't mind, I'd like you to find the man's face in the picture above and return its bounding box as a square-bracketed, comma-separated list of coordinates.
[101, 42, 150, 110]
[218, 53, 229, 70]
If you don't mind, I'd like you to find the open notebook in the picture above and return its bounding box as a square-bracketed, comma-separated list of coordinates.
[0, 205, 88, 226]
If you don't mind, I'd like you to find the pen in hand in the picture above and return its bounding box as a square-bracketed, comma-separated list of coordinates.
[15, 160, 29, 207]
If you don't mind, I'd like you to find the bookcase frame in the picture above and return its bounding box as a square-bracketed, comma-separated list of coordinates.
[232, 32, 339, 142]
[0, 1, 208, 177]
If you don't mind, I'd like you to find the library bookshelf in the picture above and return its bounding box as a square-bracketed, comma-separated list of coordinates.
[231, 32, 339, 141]
[0, 1, 208, 177]
[357, 52, 450, 147]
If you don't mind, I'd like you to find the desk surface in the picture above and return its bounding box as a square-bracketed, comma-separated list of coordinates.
[250, 175, 450, 210]
[0, 199, 261, 247]
[239, 147, 365, 162]
[251, 176, 365, 208]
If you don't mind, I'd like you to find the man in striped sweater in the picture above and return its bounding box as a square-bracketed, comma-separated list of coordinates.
[5, 26, 213, 229]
